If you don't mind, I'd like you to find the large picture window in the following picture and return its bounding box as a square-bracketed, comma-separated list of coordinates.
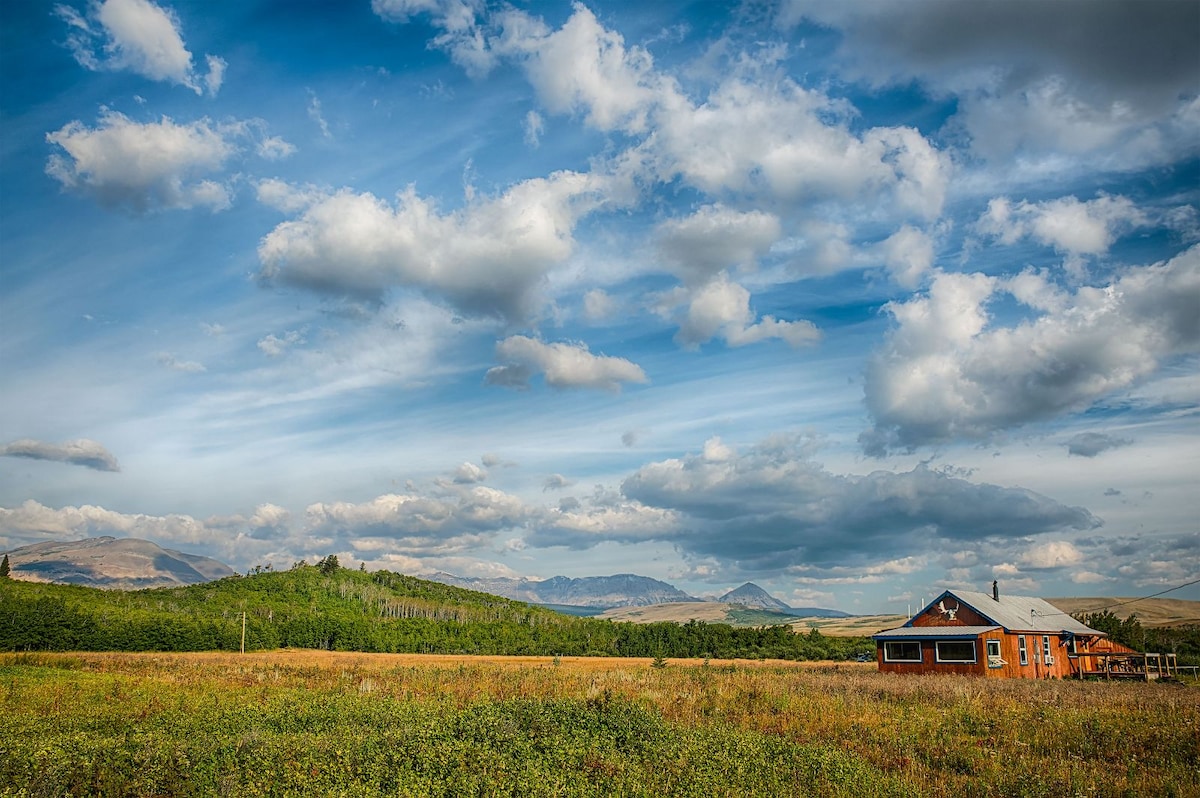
[883, 641, 921, 662]
[935, 640, 976, 663]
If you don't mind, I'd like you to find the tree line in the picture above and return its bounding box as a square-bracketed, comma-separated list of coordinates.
[0, 562, 872, 661]
[1074, 609, 1200, 664]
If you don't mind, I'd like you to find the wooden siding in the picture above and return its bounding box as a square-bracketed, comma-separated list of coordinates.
[910, 600, 991, 628]
[876, 590, 1118, 678]
[877, 631, 1082, 679]
[878, 635, 986, 676]
[986, 632, 1075, 679]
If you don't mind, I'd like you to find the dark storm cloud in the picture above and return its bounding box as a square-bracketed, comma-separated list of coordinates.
[783, 0, 1200, 110]
[1067, 432, 1133, 458]
[0, 438, 120, 472]
[525, 435, 1100, 571]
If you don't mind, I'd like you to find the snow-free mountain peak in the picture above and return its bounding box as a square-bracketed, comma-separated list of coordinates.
[425, 572, 698, 608]
[3, 537, 235, 589]
[718, 582, 794, 611]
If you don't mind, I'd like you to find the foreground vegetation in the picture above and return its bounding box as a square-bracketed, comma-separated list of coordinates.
[1, 651, 1196, 797]
[0, 564, 871, 661]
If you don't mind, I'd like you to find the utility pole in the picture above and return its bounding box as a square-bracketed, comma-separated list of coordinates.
[241, 611, 246, 654]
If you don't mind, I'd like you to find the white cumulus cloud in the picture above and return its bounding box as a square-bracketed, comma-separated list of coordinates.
[257, 330, 305, 358]
[976, 194, 1147, 259]
[485, 335, 647, 392]
[258, 171, 611, 321]
[305, 486, 530, 555]
[671, 275, 821, 350]
[46, 110, 239, 211]
[1020, 540, 1084, 569]
[656, 205, 781, 286]
[862, 245, 1200, 454]
[55, 0, 225, 95]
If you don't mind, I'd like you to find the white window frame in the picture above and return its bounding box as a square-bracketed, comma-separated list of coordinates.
[1042, 635, 1052, 663]
[986, 639, 1003, 668]
[882, 641, 922, 662]
[1018, 635, 1028, 665]
[934, 640, 977, 664]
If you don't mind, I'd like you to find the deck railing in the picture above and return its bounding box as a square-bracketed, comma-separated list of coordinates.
[1075, 652, 1179, 681]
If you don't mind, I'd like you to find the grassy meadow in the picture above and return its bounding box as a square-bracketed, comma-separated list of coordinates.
[2, 651, 1197, 797]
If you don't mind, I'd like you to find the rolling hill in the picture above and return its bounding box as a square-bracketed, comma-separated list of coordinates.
[1044, 597, 1200, 627]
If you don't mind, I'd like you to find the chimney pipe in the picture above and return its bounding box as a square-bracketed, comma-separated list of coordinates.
[992, 580, 999, 601]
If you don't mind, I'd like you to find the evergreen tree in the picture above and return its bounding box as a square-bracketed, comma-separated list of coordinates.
[0, 554, 9, 578]
[1076, 610, 1146, 651]
[318, 555, 340, 576]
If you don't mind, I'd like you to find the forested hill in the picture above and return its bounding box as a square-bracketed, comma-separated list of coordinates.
[0, 560, 566, 652]
[0, 560, 870, 661]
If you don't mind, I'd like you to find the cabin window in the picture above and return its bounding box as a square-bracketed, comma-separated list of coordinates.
[986, 639, 1003, 668]
[935, 641, 976, 663]
[1018, 635, 1028, 665]
[882, 641, 922, 662]
[1042, 635, 1053, 665]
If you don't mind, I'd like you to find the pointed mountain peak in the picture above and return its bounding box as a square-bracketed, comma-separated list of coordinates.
[718, 582, 792, 611]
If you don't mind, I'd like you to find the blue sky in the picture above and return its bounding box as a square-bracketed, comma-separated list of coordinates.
[2, 0, 1198, 612]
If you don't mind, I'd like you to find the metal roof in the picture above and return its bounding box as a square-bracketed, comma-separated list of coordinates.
[943, 590, 1100, 635]
[874, 625, 999, 640]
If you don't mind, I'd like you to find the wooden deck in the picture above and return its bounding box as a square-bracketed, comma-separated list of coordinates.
[1077, 652, 1180, 681]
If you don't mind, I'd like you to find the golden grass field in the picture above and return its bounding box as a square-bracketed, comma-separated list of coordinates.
[3, 649, 1197, 796]
[48, 648, 837, 675]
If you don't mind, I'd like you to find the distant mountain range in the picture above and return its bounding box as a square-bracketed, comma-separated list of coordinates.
[428, 572, 848, 617]
[2, 536, 235, 589]
[425, 572, 698, 608]
[2, 537, 847, 616]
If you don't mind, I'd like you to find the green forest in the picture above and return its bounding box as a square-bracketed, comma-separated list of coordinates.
[0, 560, 872, 660]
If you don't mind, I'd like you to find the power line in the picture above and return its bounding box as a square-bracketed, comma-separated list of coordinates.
[1035, 575, 1200, 618]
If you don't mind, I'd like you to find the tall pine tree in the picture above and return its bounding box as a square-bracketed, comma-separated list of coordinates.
[0, 554, 10, 578]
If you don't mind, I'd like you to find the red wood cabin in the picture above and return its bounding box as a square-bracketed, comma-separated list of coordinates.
[873, 583, 1135, 678]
